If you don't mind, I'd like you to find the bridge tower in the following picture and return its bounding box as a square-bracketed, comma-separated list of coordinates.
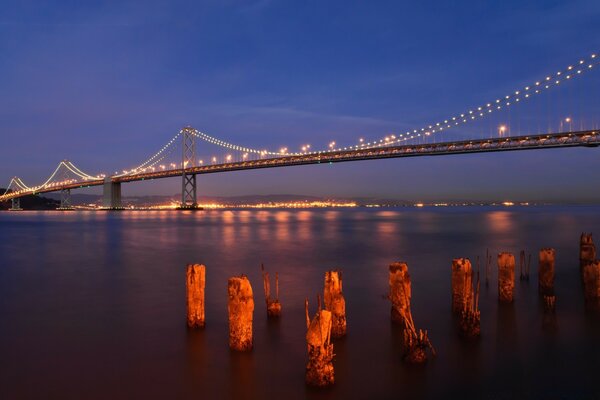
[58, 188, 74, 210]
[10, 197, 22, 211]
[180, 127, 199, 209]
[57, 166, 74, 210]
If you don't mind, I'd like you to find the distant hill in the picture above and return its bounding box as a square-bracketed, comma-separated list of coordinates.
[0, 189, 60, 210]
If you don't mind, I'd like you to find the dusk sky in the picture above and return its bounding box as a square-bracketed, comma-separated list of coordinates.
[2, 1, 600, 202]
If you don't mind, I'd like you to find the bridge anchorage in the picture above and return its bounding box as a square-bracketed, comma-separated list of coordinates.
[102, 177, 123, 210]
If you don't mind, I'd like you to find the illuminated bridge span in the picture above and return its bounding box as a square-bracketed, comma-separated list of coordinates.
[1, 129, 599, 210]
[2, 53, 600, 210]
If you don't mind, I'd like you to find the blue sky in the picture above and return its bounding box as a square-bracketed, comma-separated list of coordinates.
[1, 0, 600, 202]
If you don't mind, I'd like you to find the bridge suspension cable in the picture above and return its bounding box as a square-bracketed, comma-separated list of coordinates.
[25, 161, 102, 191]
[116, 131, 181, 176]
[125, 52, 600, 160]
[63, 161, 102, 180]
[1, 177, 30, 196]
[346, 53, 599, 151]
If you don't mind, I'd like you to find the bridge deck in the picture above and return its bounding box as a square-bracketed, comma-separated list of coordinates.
[2, 130, 599, 201]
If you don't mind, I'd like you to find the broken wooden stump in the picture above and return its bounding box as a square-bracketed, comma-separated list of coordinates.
[582, 260, 600, 306]
[389, 262, 411, 326]
[261, 264, 282, 318]
[538, 248, 555, 295]
[580, 233, 597, 266]
[186, 264, 206, 328]
[227, 275, 254, 351]
[305, 298, 334, 387]
[324, 270, 346, 338]
[498, 253, 515, 303]
[451, 258, 473, 314]
[388, 262, 436, 363]
[455, 258, 481, 339]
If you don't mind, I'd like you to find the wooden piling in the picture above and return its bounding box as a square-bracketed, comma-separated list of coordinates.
[580, 233, 597, 266]
[451, 258, 473, 314]
[324, 270, 346, 338]
[261, 264, 282, 318]
[305, 299, 334, 387]
[389, 262, 411, 325]
[498, 253, 515, 303]
[582, 260, 600, 303]
[186, 264, 206, 328]
[388, 262, 435, 363]
[456, 259, 480, 339]
[227, 275, 254, 351]
[538, 248, 555, 295]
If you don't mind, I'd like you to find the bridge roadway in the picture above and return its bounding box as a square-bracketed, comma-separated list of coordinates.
[2, 129, 599, 202]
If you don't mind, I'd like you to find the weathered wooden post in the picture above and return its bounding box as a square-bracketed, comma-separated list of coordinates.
[538, 248, 555, 295]
[388, 262, 436, 363]
[580, 233, 597, 266]
[451, 258, 473, 314]
[452, 258, 480, 338]
[498, 253, 515, 302]
[227, 275, 254, 351]
[389, 262, 411, 325]
[186, 264, 206, 328]
[324, 270, 346, 338]
[305, 298, 334, 387]
[261, 264, 282, 318]
[582, 260, 600, 304]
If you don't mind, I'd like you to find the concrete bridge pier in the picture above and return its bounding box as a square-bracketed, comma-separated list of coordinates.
[102, 178, 123, 210]
[9, 198, 22, 211]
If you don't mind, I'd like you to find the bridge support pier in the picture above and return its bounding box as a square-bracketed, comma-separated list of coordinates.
[102, 178, 123, 210]
[57, 188, 75, 210]
[9, 198, 22, 211]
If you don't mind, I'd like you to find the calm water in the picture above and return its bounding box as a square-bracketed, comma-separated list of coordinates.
[1, 206, 600, 399]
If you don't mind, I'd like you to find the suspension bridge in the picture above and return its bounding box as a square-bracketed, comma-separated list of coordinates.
[2, 53, 600, 210]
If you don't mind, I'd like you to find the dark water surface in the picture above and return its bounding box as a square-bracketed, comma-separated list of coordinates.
[1, 206, 600, 399]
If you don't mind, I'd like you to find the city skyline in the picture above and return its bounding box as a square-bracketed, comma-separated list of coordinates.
[2, 1, 600, 202]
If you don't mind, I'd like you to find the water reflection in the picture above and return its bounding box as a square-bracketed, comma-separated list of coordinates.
[0, 207, 599, 399]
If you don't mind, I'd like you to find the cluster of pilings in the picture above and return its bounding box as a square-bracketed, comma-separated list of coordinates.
[186, 264, 282, 352]
[183, 232, 597, 389]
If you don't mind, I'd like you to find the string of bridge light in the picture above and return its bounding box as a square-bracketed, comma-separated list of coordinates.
[172, 53, 599, 157]
[1, 177, 29, 197]
[0, 161, 103, 199]
[64, 161, 103, 180]
[51, 161, 101, 184]
[191, 129, 282, 156]
[117, 132, 182, 176]
[344, 53, 599, 151]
